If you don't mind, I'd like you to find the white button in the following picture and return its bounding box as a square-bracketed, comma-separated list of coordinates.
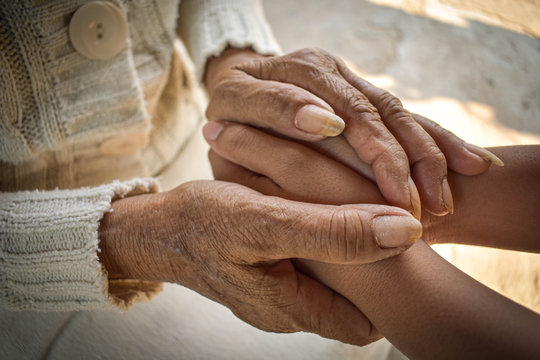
[100, 132, 149, 156]
[69, 1, 128, 60]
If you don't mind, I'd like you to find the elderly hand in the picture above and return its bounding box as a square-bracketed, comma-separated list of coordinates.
[205, 48, 503, 217]
[98, 180, 421, 345]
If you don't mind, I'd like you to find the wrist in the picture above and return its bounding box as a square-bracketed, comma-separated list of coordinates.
[97, 209, 122, 279]
[98, 192, 169, 281]
[98, 196, 138, 280]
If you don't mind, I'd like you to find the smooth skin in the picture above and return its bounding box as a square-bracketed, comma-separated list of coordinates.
[205, 121, 540, 359]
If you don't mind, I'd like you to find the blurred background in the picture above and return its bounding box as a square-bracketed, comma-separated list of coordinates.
[5, 3, 537, 360]
[263, 0, 540, 314]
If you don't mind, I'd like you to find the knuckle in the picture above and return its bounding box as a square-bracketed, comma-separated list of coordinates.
[377, 93, 416, 130]
[429, 146, 447, 163]
[222, 125, 257, 153]
[372, 141, 409, 179]
[322, 208, 364, 262]
[257, 85, 300, 122]
[236, 57, 269, 79]
[293, 47, 328, 61]
[235, 202, 293, 259]
[348, 95, 380, 116]
[290, 48, 340, 74]
[326, 210, 347, 261]
[414, 144, 447, 170]
[351, 210, 367, 260]
[379, 91, 405, 116]
[212, 76, 238, 100]
[292, 47, 319, 58]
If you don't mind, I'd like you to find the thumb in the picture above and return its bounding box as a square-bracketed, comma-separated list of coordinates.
[205, 67, 345, 142]
[259, 198, 422, 264]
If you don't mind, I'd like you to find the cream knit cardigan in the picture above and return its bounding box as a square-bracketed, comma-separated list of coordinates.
[0, 0, 280, 311]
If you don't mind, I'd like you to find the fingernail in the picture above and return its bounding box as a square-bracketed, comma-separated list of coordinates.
[464, 143, 504, 167]
[295, 105, 345, 137]
[408, 176, 422, 220]
[441, 177, 454, 215]
[203, 121, 225, 142]
[372, 215, 422, 248]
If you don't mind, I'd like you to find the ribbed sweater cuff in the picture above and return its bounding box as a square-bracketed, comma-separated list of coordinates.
[0, 178, 161, 312]
[177, 0, 282, 82]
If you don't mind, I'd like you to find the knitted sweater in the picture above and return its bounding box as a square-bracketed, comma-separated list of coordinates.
[0, 0, 280, 311]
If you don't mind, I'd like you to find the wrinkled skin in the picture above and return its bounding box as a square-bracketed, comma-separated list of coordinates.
[99, 180, 421, 346]
[203, 118, 504, 251]
[205, 48, 495, 217]
[207, 137, 540, 359]
[98, 46, 498, 347]
[204, 118, 495, 208]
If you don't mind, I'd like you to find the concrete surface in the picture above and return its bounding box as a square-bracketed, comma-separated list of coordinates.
[262, 0, 540, 313]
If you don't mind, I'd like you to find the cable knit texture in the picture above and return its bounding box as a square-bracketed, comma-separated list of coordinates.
[0, 0, 280, 312]
[0, 178, 162, 311]
[178, 0, 282, 81]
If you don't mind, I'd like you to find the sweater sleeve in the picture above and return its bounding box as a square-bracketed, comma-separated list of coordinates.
[0, 178, 163, 312]
[177, 0, 282, 81]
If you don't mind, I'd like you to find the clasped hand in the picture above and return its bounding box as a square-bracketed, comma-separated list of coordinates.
[100, 47, 503, 347]
[205, 47, 500, 217]
[201, 48, 502, 342]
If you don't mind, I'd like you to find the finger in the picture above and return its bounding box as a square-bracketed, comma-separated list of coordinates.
[343, 118, 420, 217]
[247, 195, 422, 264]
[204, 122, 421, 262]
[337, 62, 451, 216]
[197, 179, 421, 264]
[207, 73, 345, 141]
[273, 202, 422, 264]
[208, 150, 284, 197]
[239, 49, 419, 217]
[204, 121, 383, 205]
[278, 270, 380, 345]
[232, 260, 380, 345]
[412, 113, 504, 175]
